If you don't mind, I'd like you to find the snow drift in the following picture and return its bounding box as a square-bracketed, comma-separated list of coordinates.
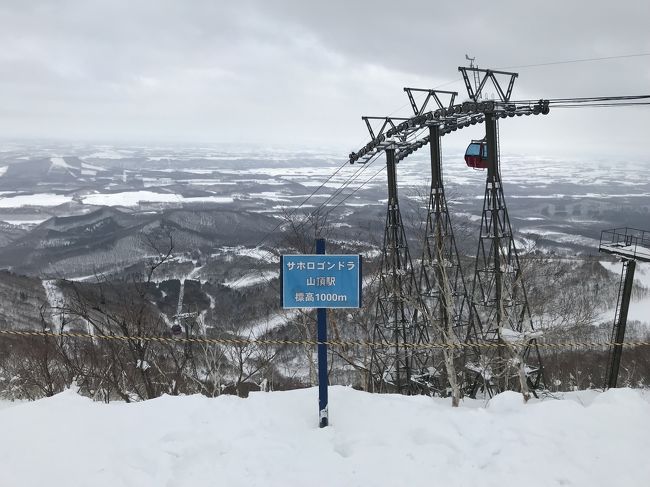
[1, 387, 649, 487]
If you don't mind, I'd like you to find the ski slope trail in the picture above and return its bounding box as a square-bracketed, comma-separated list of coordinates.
[41, 280, 66, 328]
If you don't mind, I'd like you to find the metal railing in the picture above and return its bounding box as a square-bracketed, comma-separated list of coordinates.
[599, 227, 650, 262]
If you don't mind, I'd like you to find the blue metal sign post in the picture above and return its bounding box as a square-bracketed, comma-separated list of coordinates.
[315, 239, 328, 428]
[280, 239, 362, 428]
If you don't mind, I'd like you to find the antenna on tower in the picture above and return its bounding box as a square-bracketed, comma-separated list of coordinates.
[464, 54, 482, 100]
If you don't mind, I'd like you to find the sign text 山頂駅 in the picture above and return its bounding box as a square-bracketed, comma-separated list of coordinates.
[280, 254, 362, 309]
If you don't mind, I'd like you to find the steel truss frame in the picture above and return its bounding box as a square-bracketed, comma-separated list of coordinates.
[417, 123, 480, 396]
[458, 67, 518, 102]
[350, 99, 549, 165]
[362, 117, 410, 143]
[368, 146, 429, 394]
[404, 87, 457, 116]
[467, 112, 545, 397]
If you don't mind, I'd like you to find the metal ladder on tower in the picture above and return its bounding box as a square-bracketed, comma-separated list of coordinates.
[605, 258, 635, 388]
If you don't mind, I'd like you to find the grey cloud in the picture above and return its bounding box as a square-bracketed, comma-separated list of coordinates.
[0, 0, 648, 158]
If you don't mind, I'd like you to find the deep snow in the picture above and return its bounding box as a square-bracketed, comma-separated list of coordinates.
[1, 387, 649, 487]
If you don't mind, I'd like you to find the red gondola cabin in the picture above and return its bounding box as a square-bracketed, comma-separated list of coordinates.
[464, 140, 488, 169]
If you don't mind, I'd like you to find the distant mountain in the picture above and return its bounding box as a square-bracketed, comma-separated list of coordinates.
[0, 222, 28, 247]
[37, 207, 139, 232]
[0, 207, 279, 277]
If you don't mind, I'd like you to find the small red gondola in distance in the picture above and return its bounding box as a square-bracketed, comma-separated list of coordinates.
[464, 139, 488, 169]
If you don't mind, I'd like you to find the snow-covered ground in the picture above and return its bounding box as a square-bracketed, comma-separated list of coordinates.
[216, 245, 279, 263]
[0, 193, 73, 208]
[81, 191, 234, 207]
[1, 387, 649, 487]
[41, 280, 66, 328]
[223, 270, 279, 288]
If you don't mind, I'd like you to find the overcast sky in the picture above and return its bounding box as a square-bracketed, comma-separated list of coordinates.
[0, 0, 649, 158]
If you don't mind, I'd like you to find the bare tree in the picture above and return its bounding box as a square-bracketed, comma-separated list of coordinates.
[52, 229, 189, 401]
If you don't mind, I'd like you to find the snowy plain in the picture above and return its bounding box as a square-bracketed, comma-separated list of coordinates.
[1, 386, 649, 487]
[0, 193, 73, 208]
[81, 191, 234, 206]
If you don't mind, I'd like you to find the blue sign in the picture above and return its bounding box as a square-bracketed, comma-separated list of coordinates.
[281, 254, 362, 309]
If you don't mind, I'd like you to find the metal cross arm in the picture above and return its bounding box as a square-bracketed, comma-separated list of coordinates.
[362, 116, 410, 141]
[458, 66, 519, 102]
[403, 87, 458, 115]
[349, 100, 549, 164]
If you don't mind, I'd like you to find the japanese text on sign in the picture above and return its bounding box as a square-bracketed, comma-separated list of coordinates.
[281, 255, 362, 309]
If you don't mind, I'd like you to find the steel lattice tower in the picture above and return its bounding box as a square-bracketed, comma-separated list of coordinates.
[599, 227, 650, 389]
[468, 112, 545, 396]
[417, 124, 480, 395]
[352, 67, 552, 396]
[368, 146, 428, 394]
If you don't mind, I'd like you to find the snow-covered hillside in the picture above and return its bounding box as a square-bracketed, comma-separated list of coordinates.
[1, 387, 649, 487]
